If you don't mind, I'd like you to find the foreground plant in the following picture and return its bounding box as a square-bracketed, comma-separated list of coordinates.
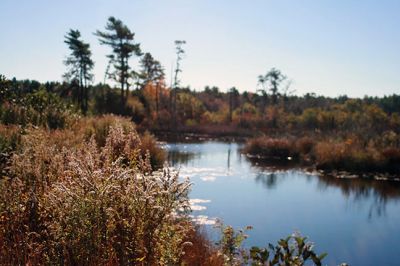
[246, 234, 327, 266]
[0, 122, 191, 265]
[215, 223, 344, 266]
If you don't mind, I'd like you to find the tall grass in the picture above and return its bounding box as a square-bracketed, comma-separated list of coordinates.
[0, 119, 191, 265]
[244, 135, 400, 176]
[243, 137, 296, 160]
[0, 124, 21, 176]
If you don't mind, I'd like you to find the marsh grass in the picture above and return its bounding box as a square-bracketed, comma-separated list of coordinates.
[0, 118, 192, 265]
[244, 135, 400, 176]
[243, 137, 297, 160]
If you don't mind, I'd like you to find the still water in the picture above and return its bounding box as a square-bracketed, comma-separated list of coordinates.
[164, 141, 400, 266]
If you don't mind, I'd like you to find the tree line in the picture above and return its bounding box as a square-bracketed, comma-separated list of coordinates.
[63, 16, 185, 116]
[1, 16, 400, 143]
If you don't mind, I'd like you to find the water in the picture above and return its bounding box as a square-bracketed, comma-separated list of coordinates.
[164, 141, 400, 266]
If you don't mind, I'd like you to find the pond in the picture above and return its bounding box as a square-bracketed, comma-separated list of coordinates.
[164, 141, 400, 266]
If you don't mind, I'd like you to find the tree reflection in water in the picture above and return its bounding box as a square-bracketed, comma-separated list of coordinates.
[316, 175, 400, 219]
[248, 157, 400, 219]
[167, 149, 199, 167]
[255, 172, 281, 189]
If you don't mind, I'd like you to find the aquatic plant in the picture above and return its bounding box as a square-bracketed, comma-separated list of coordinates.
[214, 223, 334, 266]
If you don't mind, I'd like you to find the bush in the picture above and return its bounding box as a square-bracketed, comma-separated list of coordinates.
[140, 131, 166, 169]
[295, 136, 315, 155]
[314, 141, 382, 173]
[0, 88, 76, 129]
[0, 121, 188, 265]
[381, 147, 400, 173]
[78, 115, 135, 147]
[0, 125, 22, 176]
[214, 223, 334, 266]
[243, 137, 295, 160]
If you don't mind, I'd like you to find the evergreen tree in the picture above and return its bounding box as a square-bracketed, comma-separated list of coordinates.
[63, 29, 94, 113]
[171, 40, 186, 126]
[228, 87, 239, 123]
[258, 68, 286, 105]
[139, 52, 164, 89]
[139, 52, 165, 119]
[95, 17, 141, 104]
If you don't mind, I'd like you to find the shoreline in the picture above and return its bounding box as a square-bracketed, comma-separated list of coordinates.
[244, 153, 400, 181]
[153, 130, 400, 181]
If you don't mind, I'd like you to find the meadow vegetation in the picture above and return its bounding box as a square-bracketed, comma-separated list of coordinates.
[243, 134, 400, 176]
[0, 114, 189, 264]
[0, 112, 331, 265]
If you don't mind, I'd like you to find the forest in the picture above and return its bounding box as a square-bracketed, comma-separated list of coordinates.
[1, 15, 398, 265]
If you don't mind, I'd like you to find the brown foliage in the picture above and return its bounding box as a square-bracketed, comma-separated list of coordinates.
[0, 118, 192, 265]
[243, 137, 295, 160]
[181, 226, 224, 266]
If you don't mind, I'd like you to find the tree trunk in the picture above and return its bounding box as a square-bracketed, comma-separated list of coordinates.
[156, 82, 159, 122]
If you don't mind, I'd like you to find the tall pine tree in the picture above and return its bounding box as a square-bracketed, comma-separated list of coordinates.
[64, 29, 94, 113]
[95, 17, 141, 104]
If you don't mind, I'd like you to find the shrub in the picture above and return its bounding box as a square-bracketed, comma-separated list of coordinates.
[140, 131, 166, 169]
[0, 88, 76, 129]
[41, 141, 190, 265]
[70, 115, 166, 169]
[295, 136, 315, 155]
[214, 223, 333, 266]
[77, 115, 133, 146]
[314, 141, 383, 173]
[0, 125, 21, 175]
[245, 234, 330, 266]
[0, 121, 188, 265]
[381, 147, 400, 173]
[181, 226, 223, 265]
[243, 137, 295, 160]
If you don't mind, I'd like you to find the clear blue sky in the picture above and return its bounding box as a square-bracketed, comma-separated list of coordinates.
[1, 0, 399, 97]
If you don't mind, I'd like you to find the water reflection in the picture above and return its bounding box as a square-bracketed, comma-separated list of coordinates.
[167, 142, 400, 210]
[316, 175, 400, 202]
[166, 149, 199, 166]
[227, 145, 231, 170]
[246, 156, 400, 219]
[251, 170, 400, 219]
[255, 172, 281, 189]
[165, 141, 400, 266]
[316, 175, 400, 218]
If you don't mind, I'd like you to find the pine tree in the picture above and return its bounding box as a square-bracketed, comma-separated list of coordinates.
[95, 17, 141, 104]
[139, 52, 165, 119]
[64, 29, 94, 113]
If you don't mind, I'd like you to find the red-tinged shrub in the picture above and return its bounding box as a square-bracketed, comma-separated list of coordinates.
[296, 136, 315, 155]
[382, 148, 400, 163]
[315, 141, 383, 173]
[244, 137, 295, 160]
[181, 225, 224, 266]
[381, 148, 400, 173]
[0, 121, 190, 265]
[139, 131, 166, 169]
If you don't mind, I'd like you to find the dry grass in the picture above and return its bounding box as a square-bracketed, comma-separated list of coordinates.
[181, 226, 224, 266]
[243, 136, 295, 160]
[0, 118, 194, 265]
[244, 135, 400, 176]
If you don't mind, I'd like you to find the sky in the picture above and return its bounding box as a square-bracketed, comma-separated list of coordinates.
[1, 0, 400, 97]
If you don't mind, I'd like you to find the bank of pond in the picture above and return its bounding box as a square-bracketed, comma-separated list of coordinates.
[242, 135, 400, 179]
[2, 115, 400, 265]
